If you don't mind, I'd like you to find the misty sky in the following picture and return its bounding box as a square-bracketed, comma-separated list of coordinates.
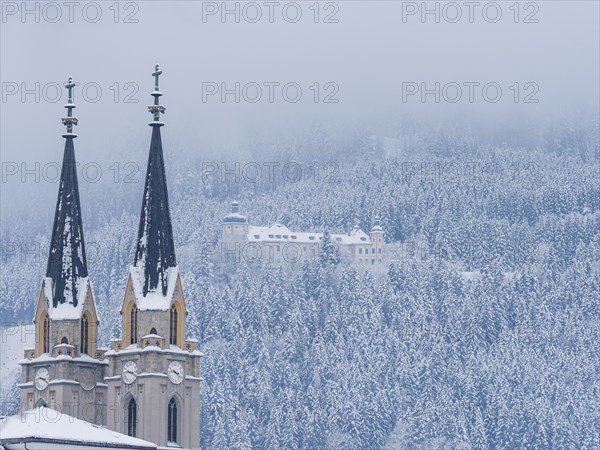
[1, 1, 599, 211]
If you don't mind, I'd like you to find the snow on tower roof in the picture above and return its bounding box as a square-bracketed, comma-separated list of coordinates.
[129, 264, 179, 311]
[370, 215, 383, 233]
[0, 407, 157, 449]
[223, 213, 248, 223]
[223, 201, 248, 223]
[42, 276, 91, 320]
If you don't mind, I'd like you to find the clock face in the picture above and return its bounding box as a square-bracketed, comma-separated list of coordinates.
[167, 361, 184, 385]
[35, 368, 50, 391]
[122, 361, 138, 385]
[80, 367, 96, 390]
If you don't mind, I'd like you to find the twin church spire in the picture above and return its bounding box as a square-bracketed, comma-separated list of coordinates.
[47, 65, 177, 308]
[29, 67, 200, 448]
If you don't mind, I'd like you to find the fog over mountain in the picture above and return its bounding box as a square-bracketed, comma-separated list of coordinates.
[1, 2, 599, 449]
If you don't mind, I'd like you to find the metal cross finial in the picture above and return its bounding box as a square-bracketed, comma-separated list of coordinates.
[62, 76, 78, 137]
[148, 64, 165, 124]
[152, 64, 162, 91]
[65, 76, 76, 107]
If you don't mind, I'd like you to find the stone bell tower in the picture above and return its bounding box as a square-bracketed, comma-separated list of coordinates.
[104, 65, 201, 450]
[19, 77, 107, 425]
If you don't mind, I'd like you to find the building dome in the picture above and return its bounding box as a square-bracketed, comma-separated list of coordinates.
[370, 215, 383, 233]
[223, 201, 248, 224]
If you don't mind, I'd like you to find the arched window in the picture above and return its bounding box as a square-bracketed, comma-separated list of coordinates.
[80, 315, 89, 355]
[127, 397, 137, 437]
[35, 398, 47, 408]
[61, 337, 68, 344]
[169, 305, 178, 346]
[130, 305, 138, 344]
[167, 397, 178, 443]
[150, 327, 157, 335]
[42, 315, 50, 353]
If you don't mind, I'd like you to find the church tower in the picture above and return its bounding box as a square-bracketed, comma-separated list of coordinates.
[19, 77, 107, 425]
[222, 200, 249, 239]
[370, 215, 384, 263]
[105, 66, 201, 449]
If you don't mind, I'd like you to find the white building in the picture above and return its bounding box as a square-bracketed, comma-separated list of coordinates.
[221, 201, 385, 264]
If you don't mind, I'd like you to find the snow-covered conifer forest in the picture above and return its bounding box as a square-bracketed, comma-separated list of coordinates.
[2, 119, 598, 448]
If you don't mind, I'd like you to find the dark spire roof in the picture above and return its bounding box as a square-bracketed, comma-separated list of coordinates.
[133, 65, 177, 296]
[46, 77, 87, 308]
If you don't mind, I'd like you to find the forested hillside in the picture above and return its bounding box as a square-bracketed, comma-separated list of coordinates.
[2, 121, 599, 448]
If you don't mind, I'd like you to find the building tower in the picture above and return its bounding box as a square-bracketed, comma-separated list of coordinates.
[370, 215, 384, 263]
[19, 77, 107, 425]
[220, 201, 249, 265]
[221, 200, 248, 240]
[104, 65, 201, 450]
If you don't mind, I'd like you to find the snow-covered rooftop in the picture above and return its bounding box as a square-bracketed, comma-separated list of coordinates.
[129, 265, 179, 311]
[246, 224, 373, 245]
[0, 407, 157, 449]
